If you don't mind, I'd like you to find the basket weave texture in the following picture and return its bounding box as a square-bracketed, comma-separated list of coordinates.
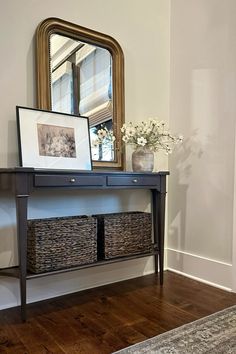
[27, 215, 97, 273]
[97, 212, 153, 259]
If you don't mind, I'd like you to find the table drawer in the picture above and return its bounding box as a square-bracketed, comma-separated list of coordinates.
[34, 174, 106, 187]
[107, 175, 160, 187]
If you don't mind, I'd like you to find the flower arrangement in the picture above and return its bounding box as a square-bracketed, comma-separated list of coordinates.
[121, 119, 183, 154]
[91, 124, 116, 161]
[92, 125, 116, 148]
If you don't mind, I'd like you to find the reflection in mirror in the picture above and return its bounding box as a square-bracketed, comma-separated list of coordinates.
[50, 34, 114, 161]
[36, 17, 124, 169]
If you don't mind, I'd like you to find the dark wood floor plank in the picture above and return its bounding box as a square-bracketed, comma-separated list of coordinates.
[0, 271, 236, 354]
[9, 318, 65, 354]
[131, 318, 166, 338]
[0, 325, 29, 353]
[162, 273, 236, 315]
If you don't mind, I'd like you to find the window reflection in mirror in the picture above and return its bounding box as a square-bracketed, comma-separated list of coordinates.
[50, 34, 114, 161]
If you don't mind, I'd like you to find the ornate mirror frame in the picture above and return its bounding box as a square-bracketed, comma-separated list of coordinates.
[35, 17, 125, 169]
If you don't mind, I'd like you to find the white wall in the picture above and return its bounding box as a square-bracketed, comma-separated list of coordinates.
[0, 0, 170, 309]
[168, 0, 236, 289]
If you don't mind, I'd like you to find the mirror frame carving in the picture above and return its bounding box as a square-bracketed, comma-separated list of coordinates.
[35, 17, 124, 169]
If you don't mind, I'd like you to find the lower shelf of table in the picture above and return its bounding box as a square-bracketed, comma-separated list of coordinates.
[0, 251, 158, 280]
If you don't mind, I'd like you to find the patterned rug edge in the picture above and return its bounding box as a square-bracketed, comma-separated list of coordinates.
[113, 304, 236, 353]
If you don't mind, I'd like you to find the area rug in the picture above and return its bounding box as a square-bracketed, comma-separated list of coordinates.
[113, 305, 236, 353]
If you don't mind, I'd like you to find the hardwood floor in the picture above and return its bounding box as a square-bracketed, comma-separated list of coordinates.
[1, 271, 236, 353]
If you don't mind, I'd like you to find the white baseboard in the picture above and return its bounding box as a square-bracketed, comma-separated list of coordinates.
[0, 256, 155, 310]
[167, 248, 232, 291]
[2, 249, 232, 311]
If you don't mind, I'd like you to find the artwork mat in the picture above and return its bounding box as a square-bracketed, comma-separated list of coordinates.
[16, 106, 92, 171]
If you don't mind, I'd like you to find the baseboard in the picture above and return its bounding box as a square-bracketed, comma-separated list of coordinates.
[0, 256, 155, 310]
[167, 248, 232, 291]
[2, 249, 231, 311]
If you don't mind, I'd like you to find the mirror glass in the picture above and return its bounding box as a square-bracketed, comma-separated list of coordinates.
[50, 34, 114, 161]
[36, 18, 124, 169]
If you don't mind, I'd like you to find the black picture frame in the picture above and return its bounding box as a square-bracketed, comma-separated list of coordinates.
[16, 106, 92, 171]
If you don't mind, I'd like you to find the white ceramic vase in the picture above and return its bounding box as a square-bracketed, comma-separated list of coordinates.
[132, 147, 154, 172]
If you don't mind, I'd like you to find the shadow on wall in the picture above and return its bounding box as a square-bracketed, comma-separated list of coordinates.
[168, 129, 204, 269]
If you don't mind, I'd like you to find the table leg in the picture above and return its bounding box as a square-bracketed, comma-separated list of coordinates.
[152, 189, 166, 285]
[16, 194, 28, 322]
[157, 190, 166, 285]
[151, 190, 159, 274]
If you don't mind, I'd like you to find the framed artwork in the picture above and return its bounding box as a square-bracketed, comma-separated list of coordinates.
[16, 106, 92, 170]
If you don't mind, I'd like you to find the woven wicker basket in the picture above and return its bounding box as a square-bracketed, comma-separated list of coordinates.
[27, 215, 97, 273]
[96, 212, 153, 259]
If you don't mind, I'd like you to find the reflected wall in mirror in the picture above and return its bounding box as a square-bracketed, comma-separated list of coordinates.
[36, 17, 124, 169]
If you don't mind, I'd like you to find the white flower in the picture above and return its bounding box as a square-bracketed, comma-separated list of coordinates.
[148, 118, 158, 124]
[92, 139, 99, 147]
[144, 128, 152, 134]
[137, 126, 144, 134]
[122, 135, 130, 143]
[98, 129, 107, 137]
[121, 124, 127, 133]
[137, 137, 147, 146]
[126, 127, 136, 136]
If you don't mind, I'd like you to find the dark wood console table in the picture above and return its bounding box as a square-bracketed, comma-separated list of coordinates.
[0, 168, 169, 321]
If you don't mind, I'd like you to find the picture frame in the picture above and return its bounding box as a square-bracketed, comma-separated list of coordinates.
[16, 106, 92, 171]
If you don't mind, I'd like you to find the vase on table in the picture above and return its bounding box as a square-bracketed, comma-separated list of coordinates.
[132, 147, 154, 172]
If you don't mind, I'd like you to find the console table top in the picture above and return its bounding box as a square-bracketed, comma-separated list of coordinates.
[0, 167, 169, 176]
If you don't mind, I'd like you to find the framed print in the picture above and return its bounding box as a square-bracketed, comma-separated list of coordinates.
[16, 106, 92, 170]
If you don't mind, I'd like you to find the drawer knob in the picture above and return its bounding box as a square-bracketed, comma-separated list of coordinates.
[132, 179, 138, 183]
[70, 178, 76, 183]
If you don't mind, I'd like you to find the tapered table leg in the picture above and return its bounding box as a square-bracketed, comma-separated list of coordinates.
[16, 194, 28, 322]
[152, 186, 167, 285]
[151, 190, 159, 275]
[157, 190, 166, 285]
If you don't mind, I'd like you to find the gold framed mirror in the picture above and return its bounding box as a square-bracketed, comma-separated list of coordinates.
[35, 17, 124, 169]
